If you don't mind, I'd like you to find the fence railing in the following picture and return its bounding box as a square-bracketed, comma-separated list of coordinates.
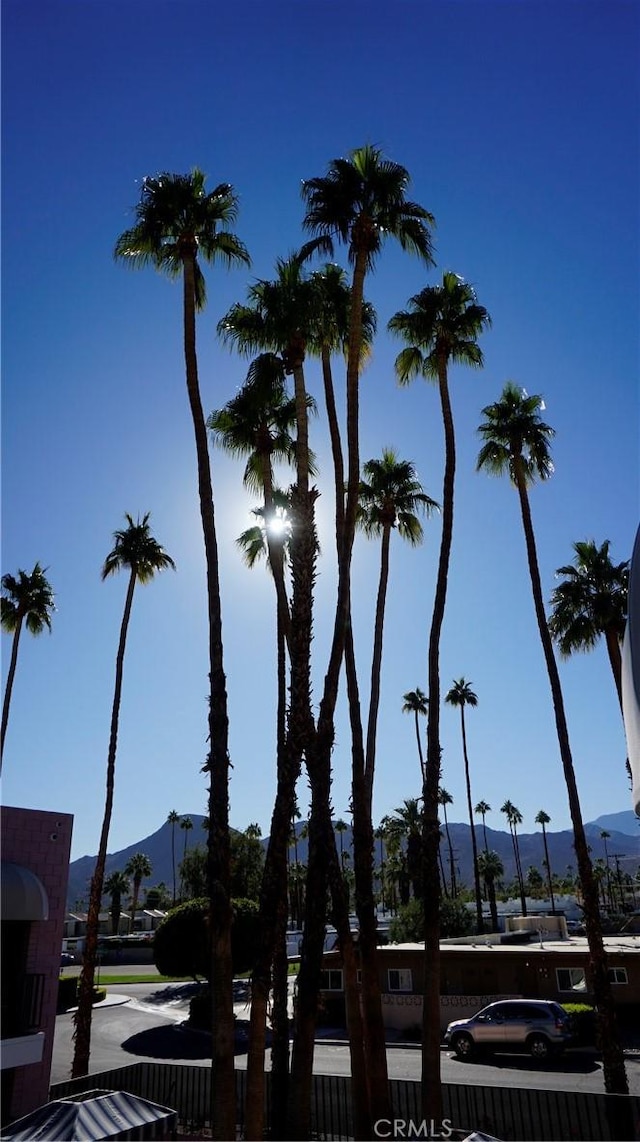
[50, 1062, 640, 1140]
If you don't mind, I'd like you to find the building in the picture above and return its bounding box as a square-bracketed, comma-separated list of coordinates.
[1, 806, 73, 1125]
[320, 933, 640, 1033]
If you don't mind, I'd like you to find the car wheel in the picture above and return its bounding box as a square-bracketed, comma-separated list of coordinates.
[528, 1034, 551, 1060]
[451, 1032, 475, 1060]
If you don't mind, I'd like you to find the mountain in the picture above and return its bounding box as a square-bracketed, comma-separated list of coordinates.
[590, 810, 640, 837]
[66, 813, 639, 909]
[66, 815, 209, 910]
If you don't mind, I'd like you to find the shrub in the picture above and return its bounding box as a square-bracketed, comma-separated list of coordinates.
[561, 1003, 596, 1045]
[389, 896, 474, 942]
[153, 896, 261, 980]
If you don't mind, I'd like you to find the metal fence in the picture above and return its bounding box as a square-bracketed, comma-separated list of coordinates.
[51, 1063, 640, 1140]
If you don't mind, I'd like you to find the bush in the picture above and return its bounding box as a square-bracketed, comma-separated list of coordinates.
[153, 896, 261, 980]
[389, 896, 474, 942]
[561, 1003, 597, 1045]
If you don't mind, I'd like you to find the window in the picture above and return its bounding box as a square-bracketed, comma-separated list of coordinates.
[557, 966, 628, 991]
[556, 968, 587, 992]
[319, 969, 343, 992]
[388, 968, 412, 992]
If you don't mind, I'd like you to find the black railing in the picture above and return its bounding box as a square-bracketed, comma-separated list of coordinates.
[1, 973, 45, 1037]
[50, 1062, 640, 1141]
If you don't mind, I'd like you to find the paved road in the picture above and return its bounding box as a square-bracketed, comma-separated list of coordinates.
[51, 982, 640, 1096]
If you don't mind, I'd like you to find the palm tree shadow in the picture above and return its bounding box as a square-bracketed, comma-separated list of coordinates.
[121, 1022, 250, 1060]
[470, 1050, 601, 1076]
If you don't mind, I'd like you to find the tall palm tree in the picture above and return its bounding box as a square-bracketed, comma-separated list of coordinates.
[549, 539, 629, 709]
[477, 850, 504, 933]
[115, 171, 249, 1139]
[209, 351, 299, 646]
[167, 810, 180, 906]
[104, 870, 130, 936]
[535, 810, 556, 915]
[600, 829, 614, 911]
[358, 451, 437, 808]
[387, 798, 424, 901]
[474, 800, 492, 852]
[445, 678, 483, 933]
[500, 800, 527, 915]
[287, 147, 435, 1137]
[1, 563, 55, 768]
[437, 788, 457, 898]
[125, 852, 152, 933]
[402, 688, 428, 785]
[477, 382, 627, 1094]
[389, 271, 490, 1115]
[180, 816, 193, 860]
[72, 513, 174, 1078]
[335, 819, 349, 869]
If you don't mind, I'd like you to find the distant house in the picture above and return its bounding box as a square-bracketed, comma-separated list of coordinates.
[1, 805, 73, 1126]
[320, 934, 640, 1032]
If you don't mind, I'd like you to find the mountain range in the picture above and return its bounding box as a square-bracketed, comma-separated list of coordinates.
[66, 809, 639, 910]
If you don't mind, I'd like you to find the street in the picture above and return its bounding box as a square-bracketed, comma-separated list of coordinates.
[51, 981, 640, 1097]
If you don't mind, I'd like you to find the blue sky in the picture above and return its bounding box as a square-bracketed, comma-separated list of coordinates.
[2, 0, 638, 863]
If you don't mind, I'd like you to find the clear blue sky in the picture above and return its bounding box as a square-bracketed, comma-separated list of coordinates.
[2, 0, 638, 863]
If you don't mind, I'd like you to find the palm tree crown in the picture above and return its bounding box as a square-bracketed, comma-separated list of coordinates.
[1, 563, 55, 635]
[114, 168, 250, 309]
[476, 381, 555, 487]
[208, 353, 299, 492]
[300, 144, 435, 271]
[548, 539, 628, 657]
[445, 677, 478, 711]
[357, 450, 438, 542]
[102, 513, 175, 583]
[389, 272, 491, 384]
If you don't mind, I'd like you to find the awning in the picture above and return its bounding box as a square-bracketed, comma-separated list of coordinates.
[1, 1090, 178, 1140]
[1, 863, 48, 921]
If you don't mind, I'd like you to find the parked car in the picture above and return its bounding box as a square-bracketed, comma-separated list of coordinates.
[60, 952, 75, 968]
[445, 999, 573, 1061]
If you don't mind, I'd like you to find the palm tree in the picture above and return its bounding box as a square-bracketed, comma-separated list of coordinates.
[1, 563, 55, 768]
[387, 799, 424, 901]
[445, 679, 483, 933]
[167, 810, 180, 906]
[402, 688, 428, 785]
[549, 539, 629, 710]
[287, 147, 435, 1136]
[335, 819, 349, 870]
[500, 800, 527, 915]
[180, 816, 193, 860]
[475, 801, 492, 852]
[437, 788, 457, 898]
[389, 271, 490, 1115]
[600, 829, 614, 911]
[535, 810, 556, 915]
[125, 852, 152, 933]
[358, 451, 437, 806]
[209, 352, 298, 645]
[72, 514, 174, 1078]
[477, 850, 504, 933]
[477, 382, 627, 1094]
[115, 171, 249, 1139]
[103, 870, 130, 936]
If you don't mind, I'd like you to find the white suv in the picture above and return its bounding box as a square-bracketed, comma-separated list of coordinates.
[445, 999, 573, 1061]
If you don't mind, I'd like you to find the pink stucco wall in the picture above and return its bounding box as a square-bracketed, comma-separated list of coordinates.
[2, 805, 73, 1120]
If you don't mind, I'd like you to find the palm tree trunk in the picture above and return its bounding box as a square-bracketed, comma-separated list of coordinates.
[487, 877, 499, 931]
[421, 356, 453, 1122]
[604, 627, 624, 711]
[72, 569, 136, 1077]
[460, 708, 483, 933]
[438, 841, 448, 898]
[514, 827, 527, 915]
[541, 824, 556, 914]
[414, 710, 426, 784]
[514, 462, 628, 1095]
[171, 824, 176, 906]
[442, 806, 456, 898]
[482, 815, 488, 852]
[129, 877, 141, 934]
[0, 615, 23, 767]
[345, 619, 391, 1129]
[181, 250, 235, 1139]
